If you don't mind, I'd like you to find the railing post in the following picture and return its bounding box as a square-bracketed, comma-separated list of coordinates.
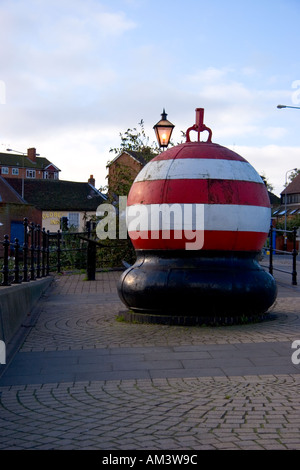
[1, 234, 11, 286]
[23, 218, 29, 282]
[30, 222, 35, 281]
[13, 238, 21, 284]
[87, 239, 96, 281]
[46, 230, 50, 276]
[57, 230, 61, 273]
[86, 221, 91, 238]
[269, 225, 273, 276]
[41, 228, 46, 277]
[36, 224, 41, 279]
[292, 227, 298, 286]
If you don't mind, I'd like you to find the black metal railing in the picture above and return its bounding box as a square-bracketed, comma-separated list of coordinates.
[1, 220, 50, 286]
[0, 218, 95, 286]
[1, 218, 133, 286]
[262, 225, 299, 286]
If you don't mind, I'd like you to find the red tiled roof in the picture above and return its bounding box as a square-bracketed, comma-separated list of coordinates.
[281, 173, 300, 194]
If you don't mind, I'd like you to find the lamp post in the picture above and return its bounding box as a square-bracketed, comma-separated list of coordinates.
[283, 167, 297, 251]
[153, 109, 175, 149]
[277, 106, 299, 250]
[277, 104, 300, 110]
[7, 148, 26, 199]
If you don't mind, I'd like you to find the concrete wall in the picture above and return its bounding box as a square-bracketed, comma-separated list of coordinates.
[0, 277, 53, 344]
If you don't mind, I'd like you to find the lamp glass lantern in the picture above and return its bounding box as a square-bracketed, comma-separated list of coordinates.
[153, 109, 175, 148]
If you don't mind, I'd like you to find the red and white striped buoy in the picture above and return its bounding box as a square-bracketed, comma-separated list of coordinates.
[118, 108, 277, 323]
[127, 141, 271, 252]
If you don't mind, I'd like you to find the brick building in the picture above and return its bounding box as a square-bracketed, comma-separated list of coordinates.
[0, 145, 106, 250]
[272, 172, 300, 219]
[107, 150, 156, 197]
[0, 176, 41, 255]
[0, 148, 60, 184]
[271, 172, 300, 251]
[6, 175, 106, 233]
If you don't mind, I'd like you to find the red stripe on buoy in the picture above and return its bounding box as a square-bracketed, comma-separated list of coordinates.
[127, 179, 270, 207]
[154, 142, 246, 162]
[128, 230, 267, 252]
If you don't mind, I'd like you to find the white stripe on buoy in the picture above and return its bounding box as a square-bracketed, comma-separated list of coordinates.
[126, 203, 270, 233]
[134, 159, 263, 184]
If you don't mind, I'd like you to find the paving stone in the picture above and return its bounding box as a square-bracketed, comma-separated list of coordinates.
[0, 269, 300, 450]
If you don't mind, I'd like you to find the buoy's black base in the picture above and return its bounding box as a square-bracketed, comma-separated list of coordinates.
[117, 250, 277, 319]
[120, 310, 276, 326]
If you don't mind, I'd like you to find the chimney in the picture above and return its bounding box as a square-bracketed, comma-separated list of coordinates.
[88, 175, 95, 186]
[27, 148, 36, 162]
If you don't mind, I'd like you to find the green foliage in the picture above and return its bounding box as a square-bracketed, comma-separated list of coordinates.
[108, 161, 136, 197]
[285, 168, 300, 186]
[108, 118, 185, 161]
[101, 119, 161, 269]
[96, 238, 136, 269]
[107, 119, 159, 199]
[48, 232, 87, 271]
[276, 214, 300, 240]
[109, 119, 160, 160]
[96, 119, 190, 269]
[260, 173, 274, 192]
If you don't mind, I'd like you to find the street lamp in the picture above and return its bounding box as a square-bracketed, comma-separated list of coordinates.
[283, 167, 297, 251]
[153, 109, 175, 149]
[276, 106, 299, 250]
[6, 148, 26, 199]
[277, 104, 300, 110]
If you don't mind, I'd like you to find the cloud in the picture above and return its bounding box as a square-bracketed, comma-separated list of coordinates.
[262, 127, 288, 140]
[187, 67, 233, 84]
[0, 0, 136, 91]
[0, 3, 298, 197]
[0, 0, 137, 137]
[234, 145, 300, 196]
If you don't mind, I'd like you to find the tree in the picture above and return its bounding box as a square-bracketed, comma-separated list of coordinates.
[276, 214, 300, 241]
[109, 119, 159, 162]
[285, 168, 300, 187]
[260, 173, 274, 192]
[104, 119, 159, 199]
[97, 119, 161, 268]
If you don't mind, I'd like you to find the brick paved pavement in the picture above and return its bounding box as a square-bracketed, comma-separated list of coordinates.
[0, 265, 300, 450]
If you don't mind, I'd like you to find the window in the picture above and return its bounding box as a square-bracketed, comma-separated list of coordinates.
[12, 168, 19, 175]
[68, 213, 80, 229]
[26, 169, 36, 178]
[44, 171, 58, 180]
[1, 167, 8, 175]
